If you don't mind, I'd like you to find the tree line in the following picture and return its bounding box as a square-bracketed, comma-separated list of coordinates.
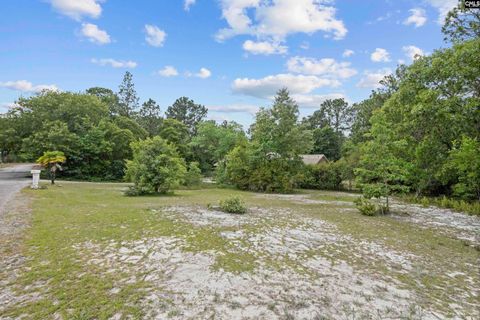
[0, 5, 478, 206]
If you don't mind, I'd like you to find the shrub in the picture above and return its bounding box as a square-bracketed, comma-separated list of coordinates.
[184, 161, 202, 187]
[124, 137, 186, 195]
[219, 196, 247, 214]
[354, 197, 388, 216]
[301, 162, 343, 190]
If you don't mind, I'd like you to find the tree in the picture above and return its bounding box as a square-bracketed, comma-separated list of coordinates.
[125, 137, 186, 194]
[222, 89, 313, 193]
[117, 71, 139, 117]
[86, 87, 120, 117]
[447, 136, 480, 200]
[190, 120, 246, 172]
[311, 126, 342, 161]
[442, 4, 480, 43]
[355, 112, 411, 213]
[158, 118, 191, 158]
[165, 97, 207, 135]
[251, 88, 312, 158]
[304, 98, 353, 134]
[36, 151, 66, 184]
[138, 98, 162, 136]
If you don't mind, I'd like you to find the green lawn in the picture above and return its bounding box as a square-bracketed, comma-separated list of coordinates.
[1, 182, 478, 319]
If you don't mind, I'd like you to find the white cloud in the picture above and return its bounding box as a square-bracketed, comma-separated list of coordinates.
[80, 23, 111, 44]
[232, 73, 340, 99]
[291, 93, 347, 108]
[425, 0, 458, 24]
[158, 66, 179, 77]
[342, 49, 354, 58]
[0, 80, 59, 93]
[208, 104, 259, 115]
[184, 0, 196, 11]
[402, 45, 424, 61]
[370, 48, 390, 62]
[403, 8, 427, 27]
[216, 0, 347, 42]
[286, 56, 357, 79]
[357, 68, 392, 89]
[145, 24, 167, 47]
[243, 40, 287, 55]
[195, 68, 212, 79]
[91, 58, 137, 68]
[49, 0, 102, 20]
[0, 102, 19, 113]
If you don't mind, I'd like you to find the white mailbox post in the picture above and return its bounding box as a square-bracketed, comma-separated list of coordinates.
[31, 169, 41, 189]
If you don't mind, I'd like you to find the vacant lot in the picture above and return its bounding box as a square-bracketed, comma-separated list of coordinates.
[1, 182, 479, 319]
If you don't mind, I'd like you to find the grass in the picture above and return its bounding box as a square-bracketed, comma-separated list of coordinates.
[1, 181, 478, 319]
[401, 194, 480, 216]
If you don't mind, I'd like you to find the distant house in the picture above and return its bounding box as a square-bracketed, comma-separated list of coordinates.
[300, 154, 329, 165]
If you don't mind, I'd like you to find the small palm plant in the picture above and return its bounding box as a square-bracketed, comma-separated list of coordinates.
[36, 151, 66, 185]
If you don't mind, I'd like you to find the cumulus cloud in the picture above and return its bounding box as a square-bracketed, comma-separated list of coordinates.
[291, 93, 347, 108]
[286, 56, 357, 79]
[145, 24, 167, 47]
[91, 58, 137, 68]
[402, 45, 424, 61]
[187, 68, 212, 79]
[216, 0, 347, 42]
[357, 68, 392, 89]
[370, 48, 390, 62]
[0, 80, 59, 93]
[184, 0, 196, 11]
[342, 49, 354, 58]
[80, 23, 111, 44]
[243, 40, 287, 55]
[158, 66, 179, 77]
[196, 68, 212, 79]
[232, 74, 340, 99]
[49, 0, 102, 20]
[404, 8, 427, 27]
[425, 0, 458, 24]
[208, 104, 259, 115]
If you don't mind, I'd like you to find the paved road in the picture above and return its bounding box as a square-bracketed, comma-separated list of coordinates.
[0, 164, 35, 214]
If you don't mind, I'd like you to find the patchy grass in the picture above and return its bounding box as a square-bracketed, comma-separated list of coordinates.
[1, 181, 479, 319]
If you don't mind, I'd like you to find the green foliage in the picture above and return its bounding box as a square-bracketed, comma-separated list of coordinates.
[36, 150, 66, 166]
[125, 137, 186, 195]
[137, 98, 162, 136]
[219, 196, 247, 214]
[354, 197, 388, 216]
[165, 97, 207, 135]
[184, 161, 202, 187]
[442, 4, 480, 43]
[447, 136, 480, 200]
[402, 195, 480, 216]
[190, 120, 246, 172]
[158, 118, 191, 159]
[311, 126, 343, 160]
[117, 71, 139, 117]
[220, 89, 312, 193]
[301, 162, 343, 190]
[36, 151, 66, 184]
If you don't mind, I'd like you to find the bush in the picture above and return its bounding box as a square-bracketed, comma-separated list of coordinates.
[184, 161, 202, 187]
[124, 137, 186, 195]
[354, 197, 388, 216]
[301, 162, 343, 190]
[219, 196, 247, 214]
[220, 144, 305, 193]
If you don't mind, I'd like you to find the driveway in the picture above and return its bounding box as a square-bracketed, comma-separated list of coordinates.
[0, 164, 35, 215]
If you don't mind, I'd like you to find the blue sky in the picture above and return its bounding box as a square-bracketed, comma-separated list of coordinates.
[0, 0, 459, 127]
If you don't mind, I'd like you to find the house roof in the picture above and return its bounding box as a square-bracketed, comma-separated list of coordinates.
[300, 154, 328, 165]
